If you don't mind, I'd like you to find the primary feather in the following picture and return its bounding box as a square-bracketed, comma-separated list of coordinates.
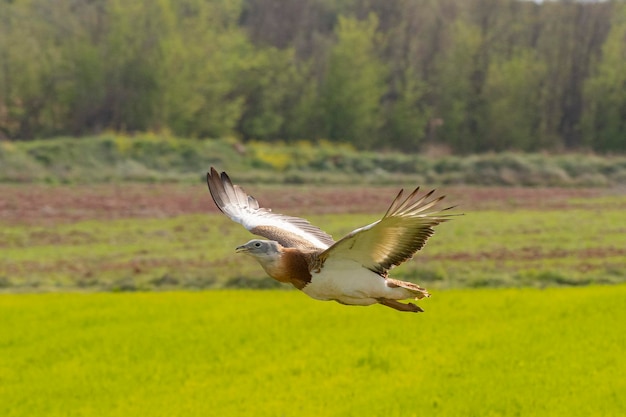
[318, 188, 456, 275]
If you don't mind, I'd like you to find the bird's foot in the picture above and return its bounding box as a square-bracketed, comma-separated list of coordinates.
[377, 298, 424, 313]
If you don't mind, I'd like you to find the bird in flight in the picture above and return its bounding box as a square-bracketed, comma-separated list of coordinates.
[207, 168, 457, 313]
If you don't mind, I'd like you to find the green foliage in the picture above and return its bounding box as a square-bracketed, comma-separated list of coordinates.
[433, 20, 485, 153]
[3, 135, 626, 185]
[582, 3, 626, 152]
[321, 14, 387, 148]
[234, 47, 306, 141]
[1, 0, 625, 152]
[384, 68, 430, 151]
[1, 287, 625, 416]
[483, 50, 547, 151]
[0, 0, 248, 139]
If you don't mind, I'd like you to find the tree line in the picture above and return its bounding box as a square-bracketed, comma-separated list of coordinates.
[0, 0, 625, 153]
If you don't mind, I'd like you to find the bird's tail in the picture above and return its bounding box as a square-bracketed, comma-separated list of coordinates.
[386, 278, 430, 299]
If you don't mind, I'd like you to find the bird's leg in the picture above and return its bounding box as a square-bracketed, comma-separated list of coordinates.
[377, 298, 424, 313]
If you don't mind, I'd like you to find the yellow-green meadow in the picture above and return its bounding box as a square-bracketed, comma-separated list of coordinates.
[2, 183, 625, 416]
[1, 287, 625, 416]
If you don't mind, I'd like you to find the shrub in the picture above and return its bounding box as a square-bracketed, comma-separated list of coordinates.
[3, 135, 626, 186]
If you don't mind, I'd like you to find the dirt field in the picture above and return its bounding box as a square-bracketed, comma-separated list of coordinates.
[1, 183, 622, 225]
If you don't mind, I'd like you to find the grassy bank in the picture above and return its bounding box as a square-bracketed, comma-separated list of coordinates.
[2, 134, 626, 186]
[1, 287, 624, 416]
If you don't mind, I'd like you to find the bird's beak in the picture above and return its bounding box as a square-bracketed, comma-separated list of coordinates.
[235, 245, 249, 253]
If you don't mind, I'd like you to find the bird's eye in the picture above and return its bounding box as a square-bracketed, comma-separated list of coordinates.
[254, 242, 261, 247]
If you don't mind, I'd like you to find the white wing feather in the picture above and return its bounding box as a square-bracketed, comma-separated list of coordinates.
[207, 168, 335, 250]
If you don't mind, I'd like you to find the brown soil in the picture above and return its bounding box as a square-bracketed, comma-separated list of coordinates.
[0, 183, 622, 225]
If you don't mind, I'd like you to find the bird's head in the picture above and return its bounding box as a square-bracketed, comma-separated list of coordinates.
[235, 239, 281, 262]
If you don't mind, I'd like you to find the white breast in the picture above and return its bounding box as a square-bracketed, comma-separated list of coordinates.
[302, 259, 410, 306]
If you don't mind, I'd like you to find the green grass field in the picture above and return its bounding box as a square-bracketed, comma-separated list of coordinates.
[1, 287, 625, 416]
[2, 183, 625, 416]
[3, 198, 625, 291]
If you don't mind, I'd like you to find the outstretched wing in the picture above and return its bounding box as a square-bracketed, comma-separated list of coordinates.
[318, 187, 457, 275]
[207, 167, 335, 250]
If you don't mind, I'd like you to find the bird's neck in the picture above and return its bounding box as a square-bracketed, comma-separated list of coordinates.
[254, 255, 282, 279]
[254, 249, 313, 289]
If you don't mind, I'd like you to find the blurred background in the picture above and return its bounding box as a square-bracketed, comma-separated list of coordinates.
[1, 0, 625, 154]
